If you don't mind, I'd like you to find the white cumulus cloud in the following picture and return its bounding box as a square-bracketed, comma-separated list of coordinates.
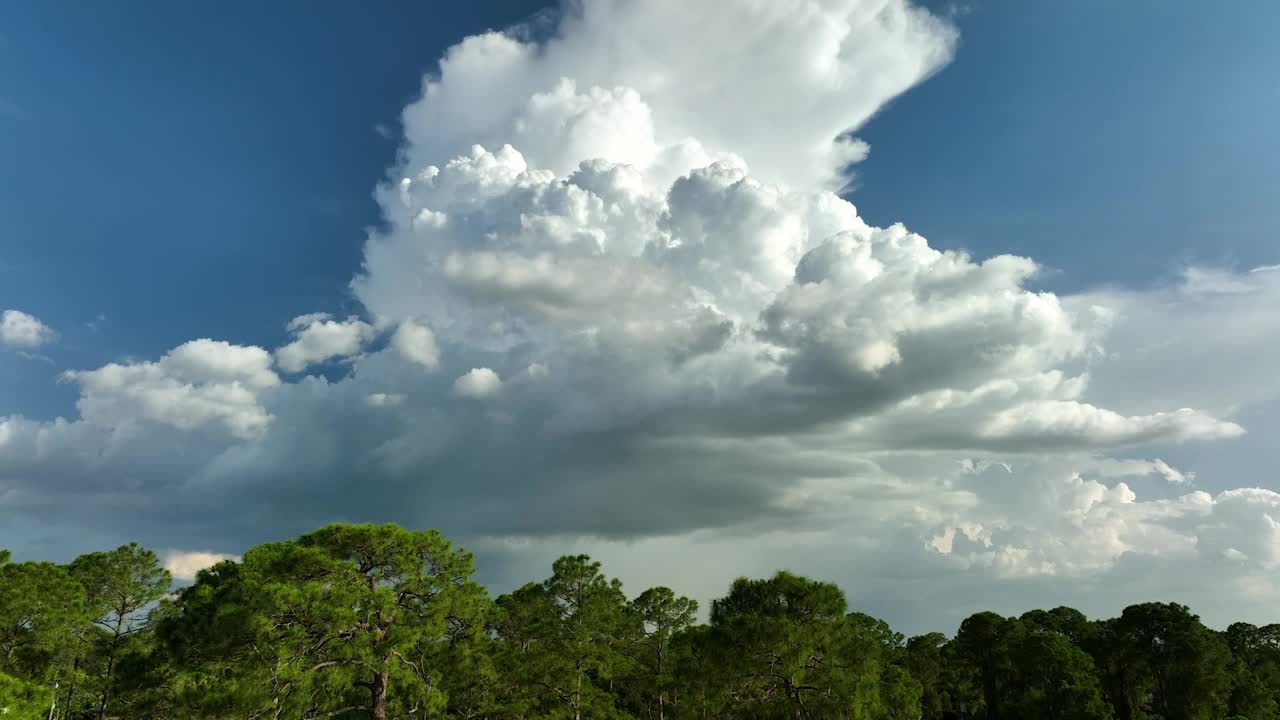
[163, 549, 241, 582]
[401, 0, 956, 190]
[64, 339, 278, 439]
[275, 314, 374, 373]
[390, 319, 440, 369]
[0, 309, 56, 348]
[453, 367, 502, 398]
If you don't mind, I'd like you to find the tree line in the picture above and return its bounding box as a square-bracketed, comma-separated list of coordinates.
[1, 523, 1277, 720]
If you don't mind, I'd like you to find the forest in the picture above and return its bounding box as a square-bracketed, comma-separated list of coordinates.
[1, 523, 1277, 720]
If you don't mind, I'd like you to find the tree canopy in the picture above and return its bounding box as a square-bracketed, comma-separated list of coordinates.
[0, 523, 1275, 720]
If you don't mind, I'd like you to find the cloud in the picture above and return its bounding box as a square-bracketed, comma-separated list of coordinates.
[358, 131, 1232, 450]
[275, 314, 374, 373]
[977, 402, 1242, 447]
[1195, 488, 1280, 569]
[390, 319, 440, 369]
[1091, 457, 1193, 485]
[0, 309, 55, 349]
[453, 367, 502, 398]
[63, 339, 279, 439]
[0, 0, 1276, 634]
[400, 0, 956, 190]
[1070, 265, 1280, 418]
[163, 550, 241, 582]
[463, 453, 1280, 632]
[366, 392, 406, 407]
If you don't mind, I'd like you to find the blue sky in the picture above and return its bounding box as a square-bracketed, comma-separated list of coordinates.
[856, 1, 1280, 280]
[0, 0, 544, 418]
[2, 1, 1280, 631]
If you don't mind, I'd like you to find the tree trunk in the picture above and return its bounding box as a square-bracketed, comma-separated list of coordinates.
[982, 659, 999, 720]
[574, 660, 582, 720]
[370, 667, 390, 720]
[657, 650, 665, 720]
[62, 656, 79, 720]
[96, 655, 114, 720]
[96, 614, 126, 720]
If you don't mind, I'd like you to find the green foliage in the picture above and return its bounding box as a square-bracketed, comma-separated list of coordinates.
[1005, 630, 1112, 720]
[953, 612, 1112, 720]
[69, 541, 172, 718]
[159, 523, 490, 719]
[954, 611, 1015, 719]
[698, 572, 921, 720]
[905, 632, 958, 719]
[1021, 606, 1090, 644]
[493, 554, 634, 720]
[708, 571, 853, 718]
[1222, 622, 1280, 719]
[0, 560, 88, 683]
[0, 671, 52, 720]
[669, 623, 733, 719]
[70, 543, 171, 631]
[627, 586, 698, 720]
[4, 524, 1278, 720]
[880, 665, 924, 720]
[1112, 602, 1233, 720]
[144, 560, 263, 718]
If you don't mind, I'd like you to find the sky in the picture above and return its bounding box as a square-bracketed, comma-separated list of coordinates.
[2, 0, 1279, 635]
